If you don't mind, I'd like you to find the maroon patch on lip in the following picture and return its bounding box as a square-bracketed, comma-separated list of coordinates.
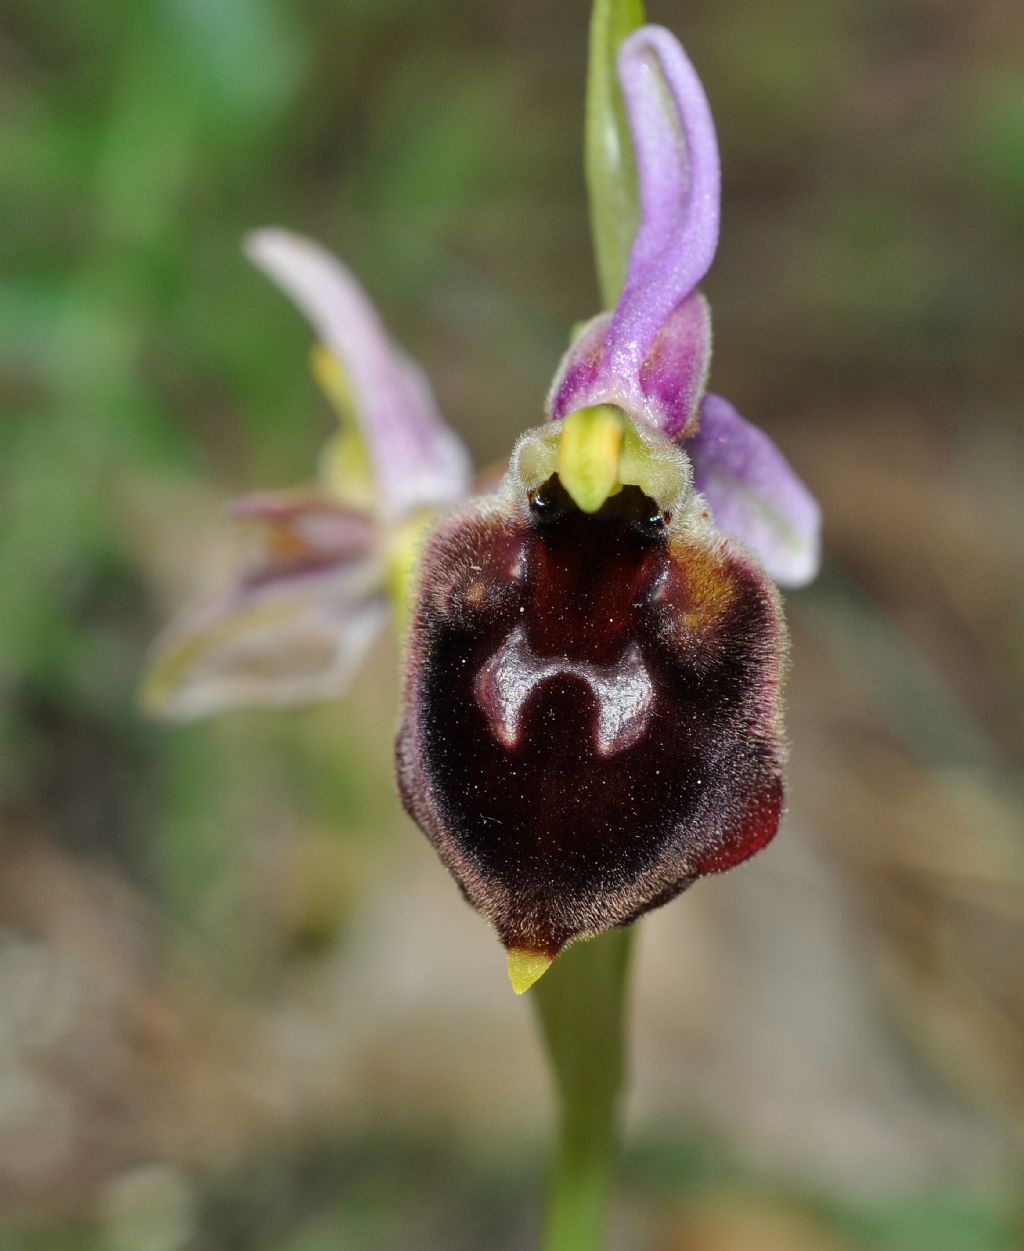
[397, 476, 787, 953]
[689, 773, 784, 876]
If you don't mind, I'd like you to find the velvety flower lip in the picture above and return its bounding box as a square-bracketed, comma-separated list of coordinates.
[245, 229, 471, 522]
[397, 424, 788, 972]
[548, 23, 821, 588]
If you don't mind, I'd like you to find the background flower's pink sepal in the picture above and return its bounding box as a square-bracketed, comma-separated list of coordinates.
[245, 229, 470, 522]
[229, 493, 378, 570]
[689, 393, 822, 587]
[141, 494, 388, 719]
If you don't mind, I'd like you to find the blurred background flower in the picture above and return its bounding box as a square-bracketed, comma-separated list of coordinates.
[0, 0, 1022, 1248]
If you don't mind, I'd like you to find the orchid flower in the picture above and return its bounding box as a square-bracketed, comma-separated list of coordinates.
[144, 24, 820, 996]
[141, 229, 471, 719]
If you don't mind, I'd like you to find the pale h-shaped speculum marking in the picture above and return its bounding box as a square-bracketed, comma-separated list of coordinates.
[474, 626, 653, 757]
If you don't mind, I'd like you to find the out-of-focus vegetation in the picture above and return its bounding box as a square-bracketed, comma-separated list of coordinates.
[1, 0, 1022, 1247]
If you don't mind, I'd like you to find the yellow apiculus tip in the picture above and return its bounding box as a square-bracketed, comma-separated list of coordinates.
[557, 405, 625, 513]
[507, 947, 554, 995]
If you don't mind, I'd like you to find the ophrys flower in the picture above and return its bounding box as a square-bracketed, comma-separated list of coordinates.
[145, 24, 820, 995]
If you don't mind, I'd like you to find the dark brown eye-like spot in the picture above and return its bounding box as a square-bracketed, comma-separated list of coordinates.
[528, 475, 573, 523]
[638, 502, 666, 536]
[528, 486, 553, 516]
[397, 474, 787, 962]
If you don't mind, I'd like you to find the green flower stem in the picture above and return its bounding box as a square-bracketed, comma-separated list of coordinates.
[586, 0, 646, 306]
[532, 928, 633, 1251]
[531, 5, 646, 1247]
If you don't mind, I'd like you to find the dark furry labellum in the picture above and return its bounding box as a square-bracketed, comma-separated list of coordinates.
[397, 428, 787, 965]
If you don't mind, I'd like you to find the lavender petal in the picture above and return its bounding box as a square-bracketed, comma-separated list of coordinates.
[245, 229, 470, 520]
[547, 26, 719, 437]
[690, 393, 821, 587]
[546, 291, 711, 436]
[604, 26, 720, 373]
